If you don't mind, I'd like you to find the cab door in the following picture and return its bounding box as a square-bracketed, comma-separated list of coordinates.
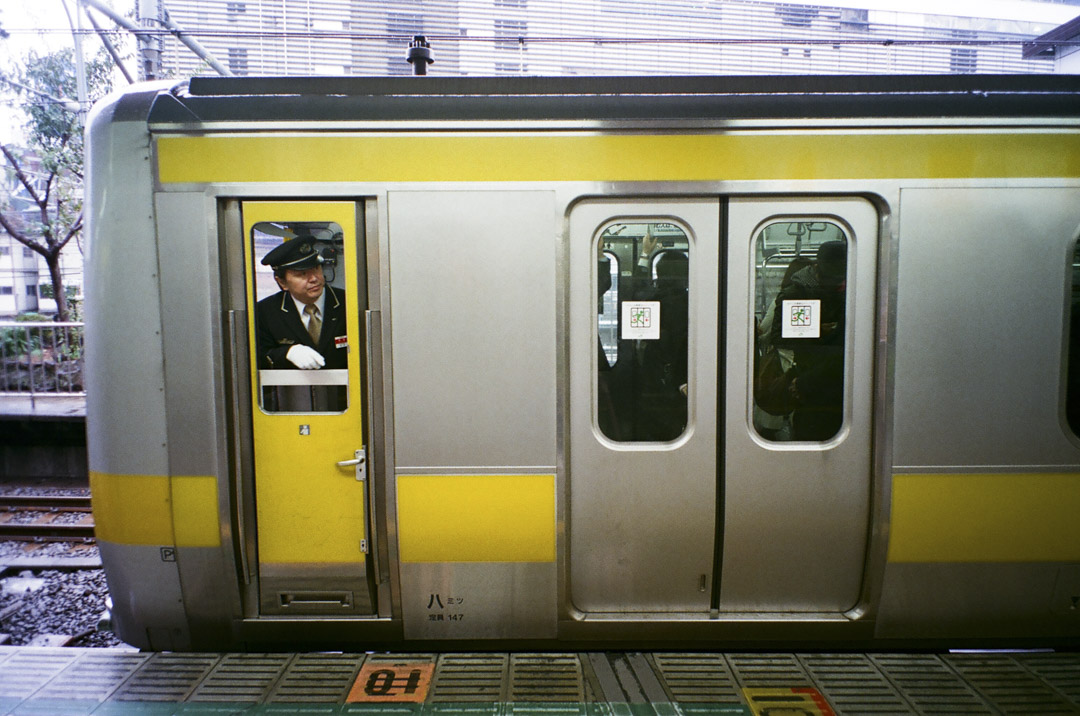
[240, 200, 375, 615]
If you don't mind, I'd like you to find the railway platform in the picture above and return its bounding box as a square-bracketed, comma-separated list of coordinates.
[0, 396, 85, 420]
[1, 647, 1078, 715]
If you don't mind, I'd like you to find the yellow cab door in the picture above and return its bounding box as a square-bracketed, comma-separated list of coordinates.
[241, 201, 374, 615]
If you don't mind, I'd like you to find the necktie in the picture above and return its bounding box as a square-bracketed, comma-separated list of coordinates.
[304, 304, 322, 343]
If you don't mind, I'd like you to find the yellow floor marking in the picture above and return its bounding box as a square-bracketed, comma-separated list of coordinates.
[743, 686, 836, 715]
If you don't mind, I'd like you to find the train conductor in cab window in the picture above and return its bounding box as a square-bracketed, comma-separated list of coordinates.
[257, 235, 348, 370]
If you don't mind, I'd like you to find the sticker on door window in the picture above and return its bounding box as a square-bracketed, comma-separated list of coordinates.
[781, 299, 820, 338]
[622, 301, 661, 340]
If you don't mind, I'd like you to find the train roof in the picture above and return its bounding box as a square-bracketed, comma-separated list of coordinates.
[143, 74, 1080, 127]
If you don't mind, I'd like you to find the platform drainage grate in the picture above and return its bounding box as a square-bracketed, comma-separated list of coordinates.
[508, 653, 584, 703]
[798, 653, 910, 715]
[945, 653, 1080, 715]
[271, 652, 366, 703]
[652, 653, 742, 706]
[871, 653, 993, 714]
[186, 652, 291, 704]
[111, 652, 220, 703]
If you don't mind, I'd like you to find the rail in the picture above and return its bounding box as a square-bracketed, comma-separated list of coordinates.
[0, 494, 95, 541]
[0, 321, 85, 399]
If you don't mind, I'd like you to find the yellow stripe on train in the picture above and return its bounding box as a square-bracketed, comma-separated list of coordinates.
[89, 471, 220, 548]
[397, 474, 556, 563]
[157, 132, 1080, 185]
[89, 469, 1079, 563]
[887, 472, 1080, 563]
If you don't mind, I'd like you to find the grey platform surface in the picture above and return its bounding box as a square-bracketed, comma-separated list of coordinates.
[0, 396, 86, 420]
[1, 647, 1078, 715]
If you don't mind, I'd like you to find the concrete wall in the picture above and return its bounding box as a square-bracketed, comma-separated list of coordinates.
[0, 415, 87, 482]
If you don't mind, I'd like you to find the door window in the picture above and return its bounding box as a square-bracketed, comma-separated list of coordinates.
[596, 221, 690, 442]
[251, 221, 349, 413]
[752, 221, 848, 442]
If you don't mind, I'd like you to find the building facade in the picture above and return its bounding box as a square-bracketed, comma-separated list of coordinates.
[0, 232, 81, 318]
[156, 0, 1080, 78]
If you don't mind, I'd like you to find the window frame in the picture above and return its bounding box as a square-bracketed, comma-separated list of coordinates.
[750, 218, 851, 444]
[250, 220, 350, 416]
[593, 217, 693, 444]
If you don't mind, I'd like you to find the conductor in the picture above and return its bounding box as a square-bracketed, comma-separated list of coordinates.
[257, 235, 348, 370]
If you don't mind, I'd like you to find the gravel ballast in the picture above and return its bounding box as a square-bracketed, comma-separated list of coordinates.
[1, 486, 124, 647]
[0, 564, 123, 647]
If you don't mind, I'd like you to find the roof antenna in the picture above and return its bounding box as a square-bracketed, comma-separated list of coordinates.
[407, 36, 434, 75]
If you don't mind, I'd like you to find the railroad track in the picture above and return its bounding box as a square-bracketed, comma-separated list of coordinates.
[0, 495, 95, 541]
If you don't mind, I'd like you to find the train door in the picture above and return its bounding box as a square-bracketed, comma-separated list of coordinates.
[569, 196, 876, 616]
[569, 199, 721, 613]
[721, 197, 877, 612]
[239, 201, 376, 616]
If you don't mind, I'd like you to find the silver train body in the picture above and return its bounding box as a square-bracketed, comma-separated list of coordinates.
[84, 75, 1080, 650]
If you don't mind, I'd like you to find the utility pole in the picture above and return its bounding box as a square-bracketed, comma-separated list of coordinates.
[80, 0, 233, 79]
[61, 0, 90, 118]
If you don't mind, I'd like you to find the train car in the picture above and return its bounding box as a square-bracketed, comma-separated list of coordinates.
[84, 75, 1080, 651]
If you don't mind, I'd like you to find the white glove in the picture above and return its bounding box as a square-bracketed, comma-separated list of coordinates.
[286, 344, 325, 370]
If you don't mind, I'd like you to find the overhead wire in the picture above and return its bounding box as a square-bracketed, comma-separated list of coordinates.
[3, 26, 1074, 48]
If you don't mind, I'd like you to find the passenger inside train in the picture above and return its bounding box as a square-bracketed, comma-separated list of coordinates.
[754, 256, 811, 441]
[770, 240, 847, 441]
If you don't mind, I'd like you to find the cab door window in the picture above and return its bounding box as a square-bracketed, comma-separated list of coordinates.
[596, 221, 690, 442]
[752, 221, 848, 442]
[252, 221, 348, 413]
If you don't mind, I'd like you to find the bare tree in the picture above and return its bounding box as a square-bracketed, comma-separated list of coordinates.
[0, 48, 113, 320]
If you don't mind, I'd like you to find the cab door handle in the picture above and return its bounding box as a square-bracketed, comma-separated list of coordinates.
[337, 448, 370, 553]
[337, 448, 367, 481]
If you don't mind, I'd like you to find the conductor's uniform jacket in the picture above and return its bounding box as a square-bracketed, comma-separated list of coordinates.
[256, 285, 348, 369]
